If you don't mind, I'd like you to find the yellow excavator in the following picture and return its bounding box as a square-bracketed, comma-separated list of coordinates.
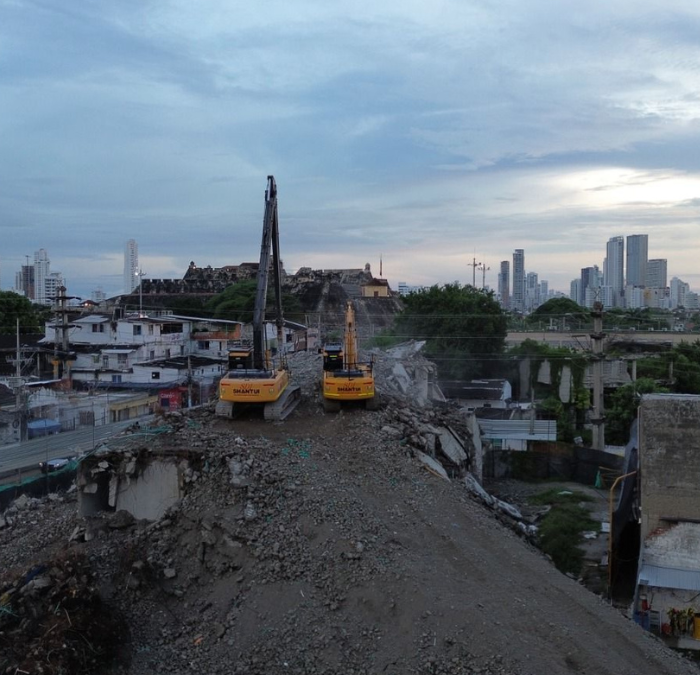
[215, 176, 301, 421]
[321, 300, 379, 412]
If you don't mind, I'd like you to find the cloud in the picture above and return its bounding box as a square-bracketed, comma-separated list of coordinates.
[2, 0, 700, 299]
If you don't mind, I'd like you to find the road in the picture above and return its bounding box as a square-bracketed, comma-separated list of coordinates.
[0, 419, 149, 473]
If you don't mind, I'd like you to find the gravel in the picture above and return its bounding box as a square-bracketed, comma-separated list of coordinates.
[1, 346, 697, 674]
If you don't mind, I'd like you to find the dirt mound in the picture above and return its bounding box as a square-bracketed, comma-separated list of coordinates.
[1, 389, 698, 674]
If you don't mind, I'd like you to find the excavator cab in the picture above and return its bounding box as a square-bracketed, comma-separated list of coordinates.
[228, 349, 254, 371]
[322, 344, 344, 372]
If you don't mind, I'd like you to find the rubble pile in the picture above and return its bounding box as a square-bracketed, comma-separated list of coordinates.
[0, 492, 76, 573]
[371, 341, 444, 407]
[0, 552, 129, 674]
[0, 348, 697, 674]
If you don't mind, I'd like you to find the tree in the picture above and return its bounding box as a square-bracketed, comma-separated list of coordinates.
[606, 378, 668, 445]
[0, 291, 47, 334]
[394, 283, 507, 380]
[205, 280, 304, 323]
[526, 298, 589, 330]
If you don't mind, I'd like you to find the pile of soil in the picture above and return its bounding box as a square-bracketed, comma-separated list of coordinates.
[0, 354, 697, 674]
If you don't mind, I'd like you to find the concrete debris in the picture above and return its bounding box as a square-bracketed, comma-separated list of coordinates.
[0, 344, 694, 675]
[414, 450, 450, 480]
[109, 509, 136, 529]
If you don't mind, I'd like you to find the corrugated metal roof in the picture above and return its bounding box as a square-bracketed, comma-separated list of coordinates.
[73, 315, 110, 324]
[638, 563, 700, 591]
[478, 419, 557, 442]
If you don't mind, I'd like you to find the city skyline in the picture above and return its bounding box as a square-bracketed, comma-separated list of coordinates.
[2, 3, 700, 298]
[5, 228, 697, 310]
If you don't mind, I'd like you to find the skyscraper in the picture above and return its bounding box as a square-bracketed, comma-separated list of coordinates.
[581, 265, 602, 307]
[124, 239, 139, 294]
[646, 258, 667, 289]
[15, 264, 34, 299]
[604, 236, 624, 307]
[512, 249, 525, 312]
[626, 234, 648, 287]
[34, 248, 50, 304]
[498, 261, 510, 308]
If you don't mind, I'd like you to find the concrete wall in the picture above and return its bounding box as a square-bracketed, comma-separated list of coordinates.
[639, 394, 700, 540]
[116, 461, 180, 521]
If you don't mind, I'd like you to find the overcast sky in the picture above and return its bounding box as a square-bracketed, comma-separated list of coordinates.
[2, 0, 700, 299]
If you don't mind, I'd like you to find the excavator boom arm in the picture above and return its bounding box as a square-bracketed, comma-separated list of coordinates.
[252, 175, 284, 371]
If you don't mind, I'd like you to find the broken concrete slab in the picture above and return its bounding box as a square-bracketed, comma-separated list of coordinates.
[414, 451, 449, 481]
[437, 427, 468, 466]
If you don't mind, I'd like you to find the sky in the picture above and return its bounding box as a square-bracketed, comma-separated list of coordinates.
[2, 0, 700, 299]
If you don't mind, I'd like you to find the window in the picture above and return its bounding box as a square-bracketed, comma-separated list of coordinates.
[165, 349, 171, 358]
[198, 341, 210, 350]
[180, 346, 185, 355]
[92, 324, 105, 333]
[111, 375, 122, 384]
[161, 323, 183, 334]
[150, 350, 155, 360]
[102, 356, 109, 368]
[148, 324, 154, 335]
[133, 325, 142, 336]
[117, 353, 128, 366]
[151, 371, 161, 380]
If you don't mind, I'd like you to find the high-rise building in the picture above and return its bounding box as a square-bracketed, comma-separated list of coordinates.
[604, 236, 624, 307]
[626, 234, 648, 287]
[124, 239, 139, 294]
[34, 248, 50, 304]
[539, 280, 549, 304]
[498, 261, 510, 308]
[570, 279, 581, 305]
[580, 265, 602, 307]
[45, 272, 64, 303]
[670, 277, 690, 309]
[646, 258, 667, 289]
[512, 249, 525, 312]
[15, 264, 34, 299]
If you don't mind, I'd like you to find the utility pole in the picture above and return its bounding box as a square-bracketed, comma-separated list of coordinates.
[468, 257, 481, 288]
[187, 355, 193, 408]
[52, 286, 79, 382]
[135, 269, 146, 317]
[591, 301, 606, 450]
[477, 262, 490, 290]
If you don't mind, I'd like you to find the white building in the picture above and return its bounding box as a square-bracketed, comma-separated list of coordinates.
[670, 277, 690, 309]
[625, 285, 646, 310]
[646, 259, 667, 289]
[30, 249, 64, 305]
[40, 313, 243, 389]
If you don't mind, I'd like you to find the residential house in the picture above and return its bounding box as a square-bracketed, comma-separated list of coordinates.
[40, 313, 242, 390]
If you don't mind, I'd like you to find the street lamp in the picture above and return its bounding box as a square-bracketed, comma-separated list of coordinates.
[135, 269, 147, 317]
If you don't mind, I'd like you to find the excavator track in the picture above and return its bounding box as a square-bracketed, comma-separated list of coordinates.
[264, 385, 302, 421]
